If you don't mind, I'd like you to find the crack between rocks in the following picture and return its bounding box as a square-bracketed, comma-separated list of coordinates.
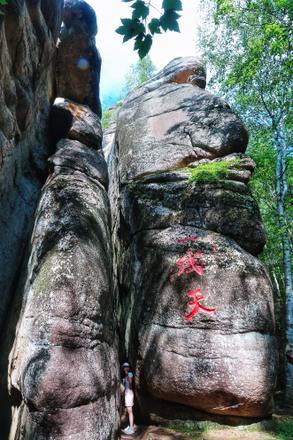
[44, 165, 107, 192]
[30, 395, 111, 414]
[185, 130, 218, 156]
[150, 323, 274, 337]
[164, 349, 239, 360]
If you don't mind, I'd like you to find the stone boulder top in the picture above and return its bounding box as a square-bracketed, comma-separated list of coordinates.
[148, 56, 207, 88]
[124, 56, 206, 105]
[63, 0, 98, 36]
[117, 56, 248, 183]
[51, 98, 103, 149]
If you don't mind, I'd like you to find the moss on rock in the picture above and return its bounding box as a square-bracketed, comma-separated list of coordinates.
[183, 159, 241, 184]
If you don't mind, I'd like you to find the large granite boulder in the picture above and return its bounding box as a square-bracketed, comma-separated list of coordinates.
[117, 59, 248, 184]
[56, 0, 102, 116]
[50, 98, 103, 149]
[123, 226, 276, 417]
[120, 153, 265, 256]
[9, 106, 119, 439]
[111, 56, 277, 421]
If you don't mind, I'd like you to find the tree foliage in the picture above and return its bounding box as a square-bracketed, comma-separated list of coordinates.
[0, 0, 7, 14]
[200, 0, 292, 287]
[123, 54, 156, 93]
[116, 0, 182, 58]
[199, 0, 292, 400]
[200, 0, 292, 123]
[102, 55, 156, 128]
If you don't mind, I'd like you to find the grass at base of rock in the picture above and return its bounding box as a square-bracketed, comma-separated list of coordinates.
[183, 159, 241, 184]
[273, 417, 293, 439]
[164, 416, 293, 440]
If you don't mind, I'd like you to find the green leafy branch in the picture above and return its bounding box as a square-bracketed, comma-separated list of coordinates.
[116, 0, 182, 58]
[0, 0, 7, 14]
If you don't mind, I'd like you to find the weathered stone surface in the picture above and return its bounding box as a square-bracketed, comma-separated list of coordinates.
[0, 0, 63, 336]
[62, 0, 97, 35]
[120, 155, 265, 256]
[0, 2, 121, 438]
[0, 4, 63, 434]
[126, 56, 207, 101]
[51, 98, 103, 149]
[152, 56, 207, 89]
[121, 226, 276, 418]
[56, 0, 102, 116]
[50, 138, 108, 187]
[117, 58, 248, 184]
[9, 138, 119, 439]
[112, 57, 276, 422]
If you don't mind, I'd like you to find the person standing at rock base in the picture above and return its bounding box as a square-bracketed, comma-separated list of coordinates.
[121, 362, 136, 435]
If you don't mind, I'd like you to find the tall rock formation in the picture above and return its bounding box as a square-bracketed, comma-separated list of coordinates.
[0, 0, 63, 337]
[107, 56, 277, 421]
[56, 0, 102, 117]
[9, 99, 119, 439]
[2, 1, 119, 439]
[0, 0, 63, 434]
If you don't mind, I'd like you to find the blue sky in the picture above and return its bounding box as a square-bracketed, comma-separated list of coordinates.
[86, 0, 200, 105]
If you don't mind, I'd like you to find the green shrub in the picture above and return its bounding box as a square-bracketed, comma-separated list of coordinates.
[101, 109, 113, 129]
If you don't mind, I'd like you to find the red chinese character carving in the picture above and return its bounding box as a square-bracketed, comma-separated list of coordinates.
[177, 249, 204, 277]
[185, 289, 216, 320]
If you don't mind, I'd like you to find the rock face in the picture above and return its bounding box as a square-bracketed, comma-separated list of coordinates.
[0, 1, 63, 434]
[56, 0, 102, 117]
[117, 72, 248, 184]
[0, 0, 63, 337]
[109, 57, 277, 420]
[124, 227, 275, 417]
[1, 2, 118, 439]
[9, 105, 119, 439]
[0, 1, 277, 436]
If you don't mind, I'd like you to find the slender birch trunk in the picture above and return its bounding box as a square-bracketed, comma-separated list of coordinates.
[274, 127, 293, 404]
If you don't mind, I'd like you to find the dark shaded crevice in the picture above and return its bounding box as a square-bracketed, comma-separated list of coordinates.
[0, 230, 34, 439]
[49, 105, 73, 148]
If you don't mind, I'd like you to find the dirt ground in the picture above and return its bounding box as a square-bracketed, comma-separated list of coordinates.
[120, 425, 278, 440]
[120, 425, 192, 440]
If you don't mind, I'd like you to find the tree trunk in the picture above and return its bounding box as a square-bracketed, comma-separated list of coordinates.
[274, 127, 293, 405]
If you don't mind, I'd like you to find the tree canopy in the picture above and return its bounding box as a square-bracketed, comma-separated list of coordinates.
[102, 55, 156, 128]
[0, 0, 7, 12]
[123, 54, 156, 93]
[199, 0, 292, 401]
